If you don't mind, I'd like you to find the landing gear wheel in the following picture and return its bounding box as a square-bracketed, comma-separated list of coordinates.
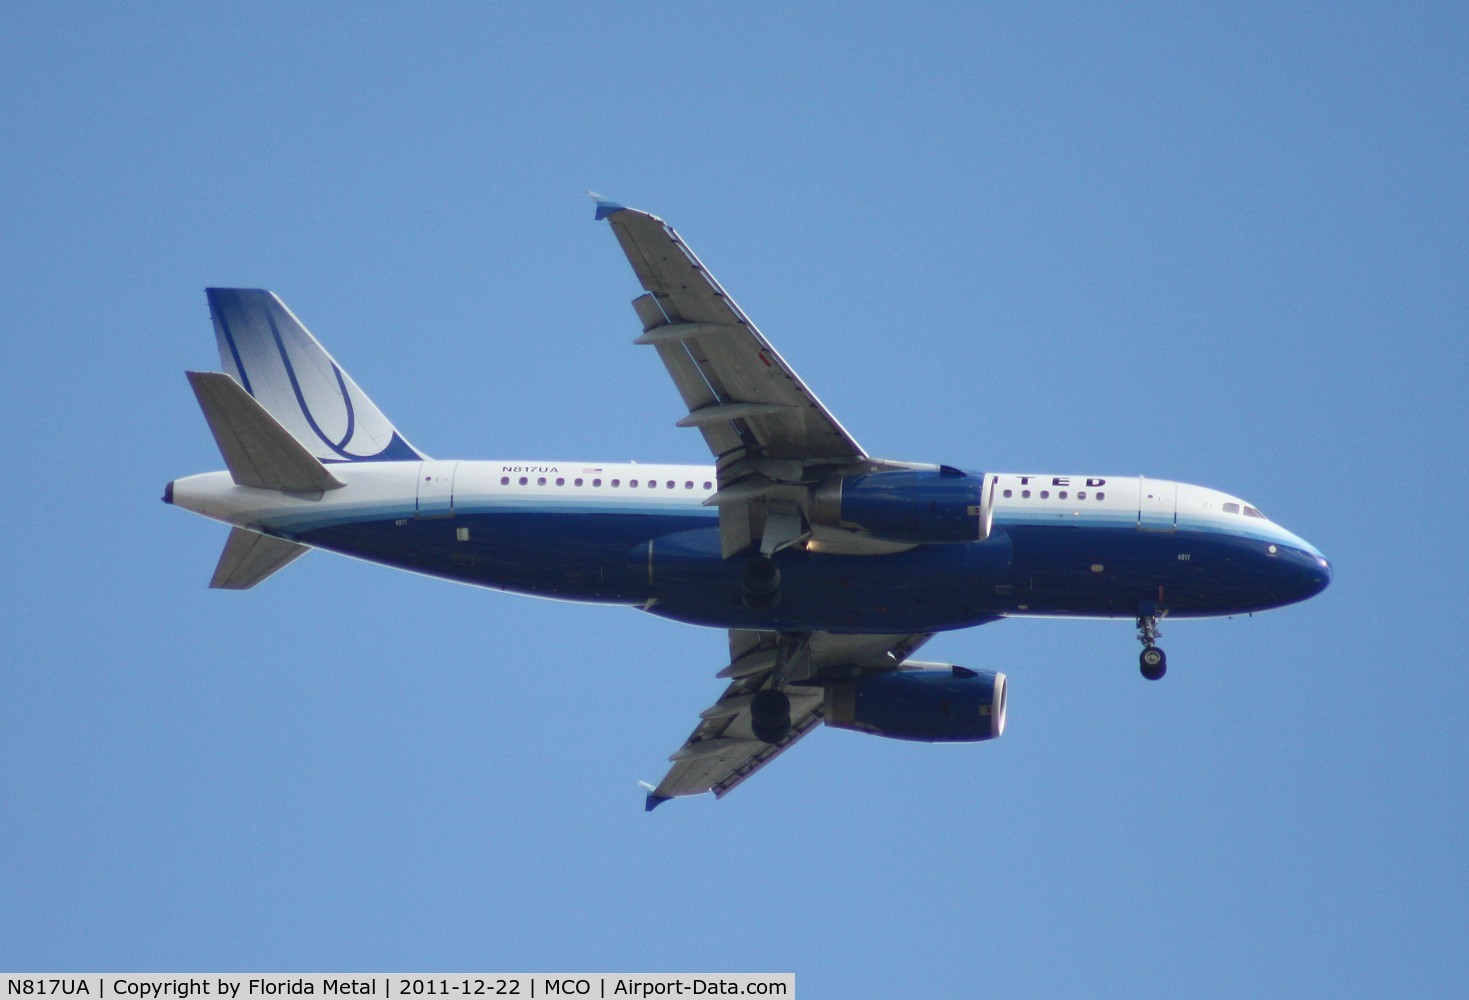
[1140, 646, 1167, 681]
[741, 555, 781, 611]
[1135, 602, 1168, 680]
[750, 689, 792, 743]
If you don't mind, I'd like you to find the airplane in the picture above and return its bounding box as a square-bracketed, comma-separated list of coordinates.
[164, 200, 1332, 809]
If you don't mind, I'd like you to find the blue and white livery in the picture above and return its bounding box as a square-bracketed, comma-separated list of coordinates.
[165, 203, 1331, 808]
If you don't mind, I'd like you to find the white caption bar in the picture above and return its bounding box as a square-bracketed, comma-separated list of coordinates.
[3, 976, 794, 1000]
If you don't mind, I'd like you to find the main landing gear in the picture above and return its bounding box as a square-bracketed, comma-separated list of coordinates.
[750, 634, 811, 744]
[750, 688, 792, 743]
[1137, 603, 1168, 681]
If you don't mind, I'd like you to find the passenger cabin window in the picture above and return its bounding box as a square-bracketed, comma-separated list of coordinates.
[537, 477, 546, 486]
[1021, 490, 1031, 499]
[629, 479, 638, 488]
[593, 478, 602, 487]
[1003, 489, 1013, 498]
[1077, 491, 1086, 500]
[1040, 490, 1049, 499]
[501, 476, 509, 486]
[1058, 491, 1067, 500]
[518, 477, 528, 486]
[556, 477, 565, 486]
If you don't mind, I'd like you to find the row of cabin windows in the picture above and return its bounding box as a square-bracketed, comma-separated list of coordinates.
[501, 475, 715, 491]
[1000, 488, 1266, 519]
[1002, 488, 1105, 502]
[1222, 502, 1267, 519]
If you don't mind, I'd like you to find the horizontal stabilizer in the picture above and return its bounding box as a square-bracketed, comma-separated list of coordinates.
[210, 527, 309, 589]
[187, 371, 346, 493]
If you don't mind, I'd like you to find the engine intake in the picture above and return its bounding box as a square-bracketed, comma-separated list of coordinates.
[811, 468, 996, 544]
[824, 664, 1007, 742]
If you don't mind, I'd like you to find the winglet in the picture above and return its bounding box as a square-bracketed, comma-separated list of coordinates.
[592, 194, 626, 222]
[638, 780, 670, 812]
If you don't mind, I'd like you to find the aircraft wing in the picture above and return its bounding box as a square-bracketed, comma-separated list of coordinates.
[643, 630, 934, 809]
[599, 202, 871, 556]
[598, 202, 865, 464]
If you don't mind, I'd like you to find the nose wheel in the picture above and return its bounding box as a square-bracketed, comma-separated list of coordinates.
[1137, 603, 1167, 681]
[1139, 645, 1167, 681]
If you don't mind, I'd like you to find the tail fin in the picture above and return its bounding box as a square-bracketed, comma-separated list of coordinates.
[206, 288, 425, 463]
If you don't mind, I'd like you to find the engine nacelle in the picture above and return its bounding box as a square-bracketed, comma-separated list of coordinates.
[823, 664, 1007, 742]
[810, 468, 996, 544]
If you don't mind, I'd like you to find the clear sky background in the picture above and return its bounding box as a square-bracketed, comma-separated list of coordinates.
[3, 3, 1466, 995]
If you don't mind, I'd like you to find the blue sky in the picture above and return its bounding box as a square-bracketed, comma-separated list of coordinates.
[3, 2, 1466, 995]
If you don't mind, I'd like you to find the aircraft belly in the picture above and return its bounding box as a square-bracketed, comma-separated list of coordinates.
[295, 511, 709, 605]
[639, 528, 1015, 633]
[1001, 523, 1317, 617]
[292, 511, 1313, 629]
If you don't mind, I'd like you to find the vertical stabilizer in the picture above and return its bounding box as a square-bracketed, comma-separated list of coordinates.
[206, 288, 425, 463]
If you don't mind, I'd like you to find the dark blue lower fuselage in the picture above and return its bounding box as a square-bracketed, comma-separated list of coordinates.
[295, 508, 1330, 634]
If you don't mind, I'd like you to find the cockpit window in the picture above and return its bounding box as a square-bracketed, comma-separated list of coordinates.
[1223, 502, 1240, 515]
[1243, 506, 1266, 519]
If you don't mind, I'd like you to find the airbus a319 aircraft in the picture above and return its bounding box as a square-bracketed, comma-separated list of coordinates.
[165, 201, 1331, 808]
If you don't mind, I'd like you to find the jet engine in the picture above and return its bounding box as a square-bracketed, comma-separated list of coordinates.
[823, 664, 1007, 742]
[810, 469, 997, 544]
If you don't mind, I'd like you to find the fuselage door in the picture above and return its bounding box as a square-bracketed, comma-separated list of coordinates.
[1137, 476, 1177, 532]
[416, 460, 458, 518]
[976, 473, 998, 542]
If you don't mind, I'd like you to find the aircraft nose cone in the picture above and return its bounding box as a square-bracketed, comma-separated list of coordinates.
[1311, 554, 1333, 595]
[1258, 542, 1331, 607]
[1286, 546, 1332, 601]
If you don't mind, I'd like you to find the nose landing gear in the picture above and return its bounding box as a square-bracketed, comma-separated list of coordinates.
[1139, 644, 1167, 681]
[1137, 603, 1167, 681]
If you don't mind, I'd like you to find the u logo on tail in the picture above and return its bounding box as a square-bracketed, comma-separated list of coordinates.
[205, 288, 424, 463]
